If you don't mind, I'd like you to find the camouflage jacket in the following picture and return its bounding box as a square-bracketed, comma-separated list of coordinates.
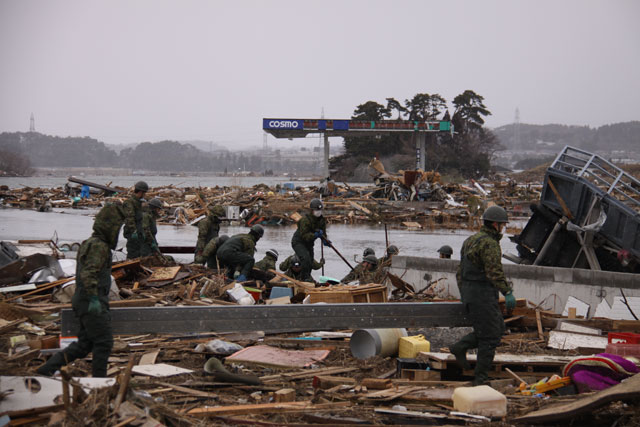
[218, 233, 256, 257]
[123, 195, 143, 237]
[292, 213, 327, 246]
[342, 263, 378, 284]
[141, 209, 158, 246]
[75, 236, 112, 299]
[196, 215, 221, 254]
[279, 255, 323, 272]
[456, 225, 511, 295]
[254, 254, 277, 272]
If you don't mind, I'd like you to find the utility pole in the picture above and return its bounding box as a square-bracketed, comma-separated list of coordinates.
[514, 108, 521, 149]
[29, 113, 35, 132]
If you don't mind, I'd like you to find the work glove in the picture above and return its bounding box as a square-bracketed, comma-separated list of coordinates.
[319, 258, 325, 266]
[504, 291, 516, 311]
[322, 238, 331, 247]
[130, 231, 138, 240]
[88, 296, 103, 316]
[151, 242, 160, 253]
[236, 274, 247, 282]
[313, 230, 324, 239]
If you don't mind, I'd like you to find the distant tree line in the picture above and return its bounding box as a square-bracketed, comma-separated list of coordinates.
[0, 132, 312, 175]
[330, 90, 500, 179]
[494, 121, 640, 154]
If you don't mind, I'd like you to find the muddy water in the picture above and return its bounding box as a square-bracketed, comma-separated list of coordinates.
[0, 207, 518, 281]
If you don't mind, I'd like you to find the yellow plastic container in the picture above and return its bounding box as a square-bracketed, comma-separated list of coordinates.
[398, 334, 430, 358]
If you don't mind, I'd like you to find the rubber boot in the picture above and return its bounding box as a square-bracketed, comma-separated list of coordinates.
[449, 342, 472, 370]
[36, 351, 67, 376]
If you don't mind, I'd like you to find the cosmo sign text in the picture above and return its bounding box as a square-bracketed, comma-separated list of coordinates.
[263, 119, 303, 130]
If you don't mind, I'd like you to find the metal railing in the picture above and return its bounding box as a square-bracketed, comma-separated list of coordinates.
[550, 146, 640, 210]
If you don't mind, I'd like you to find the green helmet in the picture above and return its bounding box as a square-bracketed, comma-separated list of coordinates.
[386, 245, 399, 255]
[134, 181, 149, 192]
[208, 205, 225, 217]
[310, 198, 323, 210]
[482, 206, 508, 223]
[216, 235, 229, 246]
[437, 245, 453, 256]
[363, 247, 376, 257]
[149, 198, 163, 209]
[363, 254, 378, 265]
[250, 224, 264, 238]
[93, 203, 125, 249]
[291, 256, 301, 267]
[266, 249, 279, 260]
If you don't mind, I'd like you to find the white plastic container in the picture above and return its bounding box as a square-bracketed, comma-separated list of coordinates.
[452, 385, 507, 417]
[226, 283, 255, 305]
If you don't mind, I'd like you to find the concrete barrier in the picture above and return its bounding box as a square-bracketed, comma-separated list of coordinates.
[390, 256, 640, 318]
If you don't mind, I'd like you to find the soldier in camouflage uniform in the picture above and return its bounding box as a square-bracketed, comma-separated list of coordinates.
[140, 198, 162, 257]
[195, 204, 225, 264]
[291, 198, 330, 282]
[217, 225, 264, 281]
[279, 255, 324, 280]
[341, 254, 378, 284]
[255, 249, 279, 272]
[449, 206, 517, 386]
[37, 204, 124, 377]
[123, 181, 148, 259]
[377, 245, 399, 269]
[200, 235, 229, 269]
[338, 248, 375, 283]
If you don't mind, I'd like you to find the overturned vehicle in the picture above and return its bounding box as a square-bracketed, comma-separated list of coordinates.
[509, 146, 640, 274]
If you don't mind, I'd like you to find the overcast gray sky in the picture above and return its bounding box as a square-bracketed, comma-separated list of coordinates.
[1, 0, 638, 149]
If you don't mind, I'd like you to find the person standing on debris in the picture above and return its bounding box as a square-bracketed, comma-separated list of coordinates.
[340, 248, 375, 283]
[36, 204, 125, 378]
[216, 224, 264, 281]
[200, 235, 229, 269]
[139, 198, 163, 257]
[195, 204, 225, 264]
[449, 205, 516, 386]
[291, 198, 330, 281]
[341, 255, 378, 284]
[255, 249, 279, 272]
[378, 245, 399, 266]
[437, 245, 453, 259]
[123, 181, 148, 259]
[279, 254, 324, 280]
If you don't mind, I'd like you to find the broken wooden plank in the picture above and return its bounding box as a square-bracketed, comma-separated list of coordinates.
[515, 373, 640, 424]
[157, 382, 217, 399]
[419, 352, 574, 370]
[185, 400, 350, 417]
[274, 388, 296, 403]
[547, 330, 608, 350]
[348, 200, 372, 215]
[138, 350, 160, 365]
[147, 266, 181, 282]
[260, 367, 357, 383]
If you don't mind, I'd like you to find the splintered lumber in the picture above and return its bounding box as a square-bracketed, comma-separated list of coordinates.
[268, 270, 315, 290]
[274, 388, 296, 403]
[157, 382, 217, 399]
[361, 378, 392, 390]
[186, 401, 350, 417]
[261, 367, 357, 383]
[348, 200, 372, 215]
[114, 355, 135, 412]
[515, 373, 640, 424]
[138, 350, 160, 365]
[419, 352, 574, 370]
[62, 303, 471, 335]
[4, 277, 74, 302]
[147, 266, 181, 282]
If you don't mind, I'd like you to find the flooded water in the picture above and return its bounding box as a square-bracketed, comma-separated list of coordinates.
[0, 175, 369, 189]
[0, 207, 518, 281]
